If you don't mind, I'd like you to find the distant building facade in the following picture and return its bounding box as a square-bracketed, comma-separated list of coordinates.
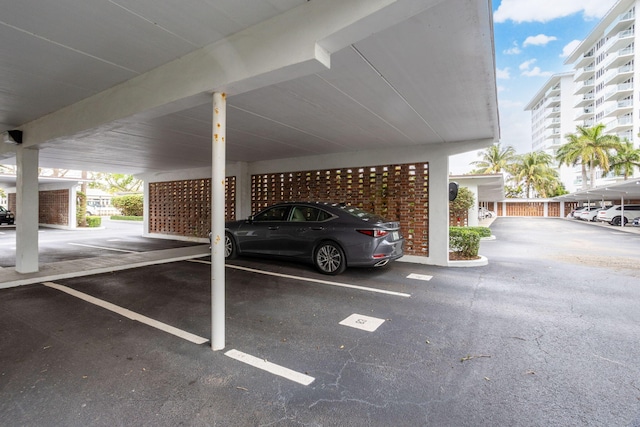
[526, 0, 640, 192]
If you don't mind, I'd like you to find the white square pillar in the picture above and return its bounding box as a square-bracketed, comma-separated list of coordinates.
[16, 147, 39, 273]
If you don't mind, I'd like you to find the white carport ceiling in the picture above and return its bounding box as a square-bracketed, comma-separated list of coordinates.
[0, 0, 499, 175]
[554, 178, 640, 203]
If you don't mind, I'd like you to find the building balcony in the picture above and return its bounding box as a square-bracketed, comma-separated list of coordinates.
[545, 117, 561, 129]
[574, 49, 595, 68]
[574, 78, 595, 95]
[574, 64, 595, 82]
[604, 82, 634, 101]
[604, 63, 634, 85]
[605, 115, 633, 133]
[545, 84, 561, 97]
[605, 9, 636, 36]
[604, 98, 634, 117]
[547, 106, 561, 117]
[603, 28, 635, 53]
[575, 107, 594, 121]
[602, 45, 635, 69]
[575, 93, 595, 108]
[583, 117, 595, 128]
[545, 95, 561, 107]
[617, 129, 633, 140]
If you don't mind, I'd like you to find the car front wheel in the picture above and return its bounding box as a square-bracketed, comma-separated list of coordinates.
[611, 216, 627, 226]
[314, 241, 346, 275]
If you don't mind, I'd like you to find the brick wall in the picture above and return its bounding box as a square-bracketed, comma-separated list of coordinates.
[148, 177, 236, 238]
[40, 190, 70, 225]
[8, 190, 70, 225]
[251, 163, 429, 256]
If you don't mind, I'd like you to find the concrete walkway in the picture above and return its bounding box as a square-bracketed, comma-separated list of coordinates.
[0, 245, 211, 289]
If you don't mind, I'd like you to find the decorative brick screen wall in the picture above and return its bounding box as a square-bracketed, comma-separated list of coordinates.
[148, 177, 236, 238]
[506, 202, 544, 216]
[251, 163, 429, 256]
[40, 190, 69, 225]
[8, 191, 69, 225]
[547, 202, 560, 217]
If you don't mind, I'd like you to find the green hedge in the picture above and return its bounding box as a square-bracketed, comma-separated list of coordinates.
[86, 216, 102, 228]
[467, 226, 491, 238]
[110, 215, 143, 221]
[449, 226, 481, 258]
[111, 194, 143, 216]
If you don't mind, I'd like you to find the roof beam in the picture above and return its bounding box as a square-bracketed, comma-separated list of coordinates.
[21, 0, 405, 148]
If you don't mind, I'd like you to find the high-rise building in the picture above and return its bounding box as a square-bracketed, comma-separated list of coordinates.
[525, 73, 579, 190]
[526, 0, 640, 191]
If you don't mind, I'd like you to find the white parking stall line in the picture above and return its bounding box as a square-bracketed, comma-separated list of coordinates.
[189, 260, 411, 297]
[225, 349, 315, 386]
[43, 282, 209, 345]
[68, 243, 139, 253]
[407, 273, 433, 281]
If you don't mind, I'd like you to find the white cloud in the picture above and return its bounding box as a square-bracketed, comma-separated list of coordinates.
[522, 67, 552, 77]
[497, 85, 506, 93]
[560, 39, 582, 57]
[519, 59, 537, 71]
[496, 67, 511, 79]
[523, 34, 557, 47]
[503, 41, 522, 55]
[494, 0, 617, 24]
[519, 59, 551, 77]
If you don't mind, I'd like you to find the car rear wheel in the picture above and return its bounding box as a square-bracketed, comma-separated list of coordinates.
[225, 232, 238, 259]
[611, 216, 627, 226]
[314, 241, 346, 275]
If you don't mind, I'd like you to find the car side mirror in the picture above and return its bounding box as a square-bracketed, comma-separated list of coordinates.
[247, 215, 254, 223]
[449, 182, 459, 202]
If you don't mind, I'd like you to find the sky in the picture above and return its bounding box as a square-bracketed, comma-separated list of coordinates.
[449, 0, 619, 174]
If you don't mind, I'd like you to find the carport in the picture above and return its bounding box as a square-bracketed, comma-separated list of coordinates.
[554, 178, 640, 221]
[0, 0, 499, 350]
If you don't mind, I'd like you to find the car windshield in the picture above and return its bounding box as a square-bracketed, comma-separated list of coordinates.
[338, 205, 386, 223]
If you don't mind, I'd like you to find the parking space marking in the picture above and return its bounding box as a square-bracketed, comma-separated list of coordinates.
[225, 349, 315, 386]
[43, 282, 209, 345]
[189, 260, 410, 297]
[68, 243, 138, 253]
[339, 313, 385, 332]
[407, 273, 433, 281]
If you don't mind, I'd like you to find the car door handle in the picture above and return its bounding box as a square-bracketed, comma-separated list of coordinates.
[268, 226, 279, 230]
[311, 226, 324, 231]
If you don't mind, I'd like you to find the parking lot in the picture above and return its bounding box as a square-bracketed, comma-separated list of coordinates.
[1, 218, 639, 426]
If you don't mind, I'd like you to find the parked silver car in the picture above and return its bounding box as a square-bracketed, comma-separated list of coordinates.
[222, 202, 404, 275]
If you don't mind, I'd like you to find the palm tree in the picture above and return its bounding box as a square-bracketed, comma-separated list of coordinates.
[511, 151, 559, 198]
[556, 124, 621, 189]
[609, 139, 640, 180]
[470, 143, 516, 174]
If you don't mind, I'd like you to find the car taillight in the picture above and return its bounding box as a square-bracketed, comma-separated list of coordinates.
[357, 229, 388, 237]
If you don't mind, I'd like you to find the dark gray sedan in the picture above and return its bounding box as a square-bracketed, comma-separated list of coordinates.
[224, 202, 404, 275]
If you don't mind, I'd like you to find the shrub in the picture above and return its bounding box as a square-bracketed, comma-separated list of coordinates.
[449, 226, 480, 259]
[467, 226, 491, 238]
[86, 216, 102, 227]
[111, 194, 143, 216]
[449, 187, 475, 217]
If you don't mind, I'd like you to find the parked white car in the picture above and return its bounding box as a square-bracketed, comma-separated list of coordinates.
[596, 204, 640, 226]
[579, 206, 608, 222]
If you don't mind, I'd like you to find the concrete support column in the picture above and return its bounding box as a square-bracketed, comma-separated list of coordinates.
[15, 147, 39, 273]
[428, 153, 449, 266]
[211, 92, 227, 351]
[467, 184, 479, 227]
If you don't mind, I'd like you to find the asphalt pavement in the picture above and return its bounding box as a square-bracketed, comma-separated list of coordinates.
[0, 218, 639, 426]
